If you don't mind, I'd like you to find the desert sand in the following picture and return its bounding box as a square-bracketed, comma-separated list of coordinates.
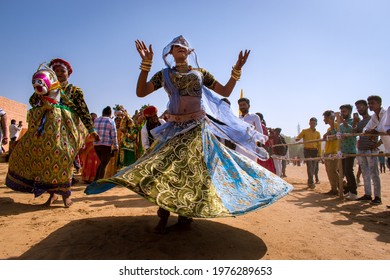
[0, 161, 389, 260]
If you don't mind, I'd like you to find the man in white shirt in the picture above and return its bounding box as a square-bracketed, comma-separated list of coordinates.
[383, 106, 390, 134]
[236, 97, 263, 162]
[8, 119, 22, 156]
[9, 119, 22, 141]
[363, 95, 389, 207]
[141, 106, 165, 151]
[0, 108, 8, 154]
[364, 95, 390, 153]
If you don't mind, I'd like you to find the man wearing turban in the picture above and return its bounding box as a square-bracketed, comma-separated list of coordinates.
[141, 106, 165, 151]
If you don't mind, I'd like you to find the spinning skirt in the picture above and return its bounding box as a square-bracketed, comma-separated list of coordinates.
[6, 105, 86, 197]
[85, 122, 293, 218]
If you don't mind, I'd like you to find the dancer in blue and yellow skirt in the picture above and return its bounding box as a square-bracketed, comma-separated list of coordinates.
[6, 64, 87, 207]
[85, 36, 293, 233]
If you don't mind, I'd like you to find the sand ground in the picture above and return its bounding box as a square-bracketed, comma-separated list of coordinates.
[0, 162, 389, 260]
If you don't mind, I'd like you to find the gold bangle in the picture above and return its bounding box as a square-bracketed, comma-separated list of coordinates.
[232, 66, 241, 75]
[231, 66, 241, 81]
[140, 64, 151, 72]
[140, 64, 152, 68]
[231, 74, 240, 81]
[140, 60, 152, 72]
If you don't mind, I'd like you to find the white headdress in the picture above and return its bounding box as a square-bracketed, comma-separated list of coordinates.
[162, 35, 200, 68]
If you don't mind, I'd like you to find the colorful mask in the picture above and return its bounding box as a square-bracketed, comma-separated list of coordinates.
[32, 64, 61, 96]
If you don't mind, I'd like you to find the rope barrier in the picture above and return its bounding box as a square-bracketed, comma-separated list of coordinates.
[269, 130, 389, 162]
[264, 113, 389, 199]
[272, 132, 389, 147]
[272, 138, 324, 147]
[271, 153, 390, 162]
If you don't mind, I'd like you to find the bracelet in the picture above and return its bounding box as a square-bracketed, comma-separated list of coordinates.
[140, 59, 152, 72]
[231, 66, 241, 81]
[142, 59, 152, 64]
[140, 65, 151, 72]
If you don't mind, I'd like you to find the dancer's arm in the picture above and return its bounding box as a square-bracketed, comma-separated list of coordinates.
[213, 50, 250, 97]
[135, 40, 155, 97]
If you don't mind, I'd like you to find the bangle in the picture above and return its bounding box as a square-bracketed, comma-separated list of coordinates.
[140, 59, 152, 72]
[142, 59, 152, 64]
[231, 66, 241, 81]
[140, 65, 151, 72]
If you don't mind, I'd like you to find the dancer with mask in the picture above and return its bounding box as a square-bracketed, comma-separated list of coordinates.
[6, 64, 87, 207]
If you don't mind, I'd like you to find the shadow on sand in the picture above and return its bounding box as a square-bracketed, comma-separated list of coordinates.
[0, 191, 153, 216]
[287, 190, 390, 244]
[12, 216, 267, 260]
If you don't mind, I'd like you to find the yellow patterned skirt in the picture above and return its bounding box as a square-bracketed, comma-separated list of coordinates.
[6, 104, 86, 197]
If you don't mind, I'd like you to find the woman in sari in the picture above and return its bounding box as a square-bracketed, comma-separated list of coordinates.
[80, 113, 100, 183]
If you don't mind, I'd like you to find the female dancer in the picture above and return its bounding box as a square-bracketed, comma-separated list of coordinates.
[86, 36, 293, 233]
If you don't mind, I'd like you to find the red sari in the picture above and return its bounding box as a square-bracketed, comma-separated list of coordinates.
[80, 134, 100, 183]
[257, 124, 276, 173]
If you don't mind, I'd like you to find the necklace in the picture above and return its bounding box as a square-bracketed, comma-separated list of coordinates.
[173, 65, 193, 73]
[175, 62, 188, 67]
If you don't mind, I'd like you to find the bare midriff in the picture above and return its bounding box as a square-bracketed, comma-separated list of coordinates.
[177, 96, 202, 114]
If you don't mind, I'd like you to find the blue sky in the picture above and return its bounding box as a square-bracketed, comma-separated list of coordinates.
[0, 0, 389, 137]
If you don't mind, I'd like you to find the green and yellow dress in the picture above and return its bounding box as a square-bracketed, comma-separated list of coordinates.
[6, 96, 86, 197]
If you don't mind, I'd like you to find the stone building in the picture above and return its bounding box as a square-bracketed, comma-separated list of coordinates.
[0, 96, 28, 154]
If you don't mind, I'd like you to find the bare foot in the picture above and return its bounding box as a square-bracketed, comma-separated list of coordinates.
[43, 193, 58, 206]
[167, 216, 193, 232]
[62, 195, 73, 208]
[154, 217, 168, 234]
[167, 222, 192, 232]
[154, 208, 170, 234]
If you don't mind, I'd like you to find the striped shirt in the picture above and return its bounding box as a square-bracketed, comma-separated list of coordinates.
[356, 116, 377, 150]
[93, 116, 118, 148]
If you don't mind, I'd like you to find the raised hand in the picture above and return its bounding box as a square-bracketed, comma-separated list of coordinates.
[234, 50, 250, 70]
[135, 40, 154, 61]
